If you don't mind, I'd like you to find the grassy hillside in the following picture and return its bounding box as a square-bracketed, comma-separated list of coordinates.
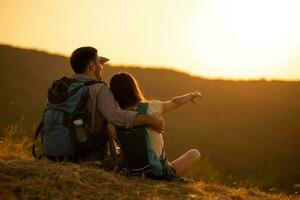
[0, 44, 299, 193]
[0, 138, 298, 200]
[2, 159, 299, 200]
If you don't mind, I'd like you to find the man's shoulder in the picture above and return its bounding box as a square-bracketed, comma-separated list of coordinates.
[88, 81, 107, 89]
[88, 81, 109, 98]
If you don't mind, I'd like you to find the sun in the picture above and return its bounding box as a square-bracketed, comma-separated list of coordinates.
[184, 0, 292, 79]
[227, 0, 289, 47]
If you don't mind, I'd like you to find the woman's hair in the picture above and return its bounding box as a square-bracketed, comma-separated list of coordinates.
[110, 72, 146, 109]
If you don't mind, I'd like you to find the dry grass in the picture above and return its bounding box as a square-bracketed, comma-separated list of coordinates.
[0, 123, 32, 160]
[0, 126, 299, 200]
[0, 159, 299, 200]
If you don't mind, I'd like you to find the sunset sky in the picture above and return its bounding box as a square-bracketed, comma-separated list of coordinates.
[1, 0, 300, 80]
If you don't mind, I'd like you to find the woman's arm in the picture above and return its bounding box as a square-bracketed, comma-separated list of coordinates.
[162, 91, 202, 114]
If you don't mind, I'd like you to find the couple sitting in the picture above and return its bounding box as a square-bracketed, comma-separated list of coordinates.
[34, 46, 201, 181]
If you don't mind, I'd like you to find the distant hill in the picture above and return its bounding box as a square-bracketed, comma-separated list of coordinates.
[0, 44, 299, 193]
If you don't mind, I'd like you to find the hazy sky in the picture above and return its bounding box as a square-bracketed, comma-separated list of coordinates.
[1, 0, 300, 80]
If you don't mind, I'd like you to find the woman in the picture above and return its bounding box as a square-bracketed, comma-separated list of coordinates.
[109, 72, 201, 180]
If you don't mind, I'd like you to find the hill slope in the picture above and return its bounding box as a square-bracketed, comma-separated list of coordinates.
[1, 158, 299, 200]
[0, 44, 300, 192]
[1, 130, 298, 199]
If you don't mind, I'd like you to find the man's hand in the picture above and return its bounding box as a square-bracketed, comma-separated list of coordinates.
[149, 115, 164, 133]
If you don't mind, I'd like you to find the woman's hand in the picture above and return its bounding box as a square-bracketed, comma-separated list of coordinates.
[162, 91, 202, 114]
[190, 90, 202, 104]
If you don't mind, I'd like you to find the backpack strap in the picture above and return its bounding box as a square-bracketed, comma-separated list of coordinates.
[84, 80, 106, 86]
[137, 102, 149, 114]
[32, 116, 44, 159]
[107, 133, 118, 158]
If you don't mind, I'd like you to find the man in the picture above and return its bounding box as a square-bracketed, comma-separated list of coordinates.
[69, 46, 164, 161]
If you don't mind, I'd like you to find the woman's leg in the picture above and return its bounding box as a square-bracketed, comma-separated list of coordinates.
[171, 149, 201, 176]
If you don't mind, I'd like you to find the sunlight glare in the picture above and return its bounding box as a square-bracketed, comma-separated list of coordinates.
[185, 0, 293, 79]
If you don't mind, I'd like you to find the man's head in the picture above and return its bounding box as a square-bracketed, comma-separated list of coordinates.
[70, 46, 109, 80]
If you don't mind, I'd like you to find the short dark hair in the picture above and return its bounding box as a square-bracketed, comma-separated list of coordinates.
[110, 72, 145, 109]
[70, 47, 98, 73]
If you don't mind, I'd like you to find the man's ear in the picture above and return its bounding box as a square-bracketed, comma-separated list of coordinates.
[88, 61, 95, 72]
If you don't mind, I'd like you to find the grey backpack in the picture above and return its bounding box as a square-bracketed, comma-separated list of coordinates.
[32, 77, 108, 161]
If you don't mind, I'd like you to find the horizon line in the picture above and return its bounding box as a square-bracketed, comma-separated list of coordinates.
[1, 43, 300, 82]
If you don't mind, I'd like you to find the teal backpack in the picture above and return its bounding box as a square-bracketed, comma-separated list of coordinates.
[115, 103, 163, 176]
[32, 77, 108, 161]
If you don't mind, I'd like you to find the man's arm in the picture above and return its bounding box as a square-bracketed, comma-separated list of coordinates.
[133, 114, 164, 133]
[162, 91, 202, 114]
[97, 85, 164, 132]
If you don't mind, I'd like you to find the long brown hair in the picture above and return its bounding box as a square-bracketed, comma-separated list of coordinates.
[109, 72, 146, 109]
